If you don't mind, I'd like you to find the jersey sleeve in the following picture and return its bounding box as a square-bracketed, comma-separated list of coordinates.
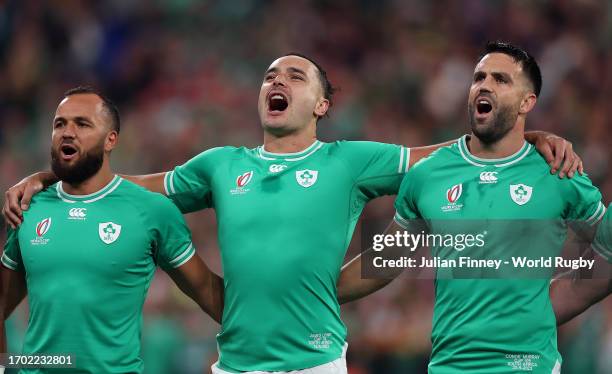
[2, 227, 23, 271]
[592, 205, 612, 263]
[148, 195, 197, 271]
[562, 173, 605, 225]
[339, 141, 410, 199]
[164, 147, 226, 213]
[393, 167, 423, 228]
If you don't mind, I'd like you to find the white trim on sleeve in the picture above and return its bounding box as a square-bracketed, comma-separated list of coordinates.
[393, 211, 411, 229]
[168, 243, 195, 268]
[1, 253, 18, 270]
[404, 147, 411, 173]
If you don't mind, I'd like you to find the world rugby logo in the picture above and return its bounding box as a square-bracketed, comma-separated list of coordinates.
[446, 184, 463, 203]
[236, 171, 253, 188]
[36, 218, 52, 237]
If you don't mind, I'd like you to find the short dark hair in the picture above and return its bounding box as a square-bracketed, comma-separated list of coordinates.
[478, 41, 542, 97]
[63, 86, 120, 133]
[283, 52, 336, 120]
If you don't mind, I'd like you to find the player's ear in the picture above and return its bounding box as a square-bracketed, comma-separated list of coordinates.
[104, 130, 118, 152]
[519, 92, 537, 115]
[314, 98, 330, 118]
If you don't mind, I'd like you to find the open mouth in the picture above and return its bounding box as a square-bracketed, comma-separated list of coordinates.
[476, 98, 493, 114]
[268, 92, 289, 112]
[60, 144, 78, 159]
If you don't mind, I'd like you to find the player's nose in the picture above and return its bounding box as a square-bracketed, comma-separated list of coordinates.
[272, 74, 287, 87]
[477, 85, 493, 97]
[478, 76, 495, 93]
[61, 122, 77, 138]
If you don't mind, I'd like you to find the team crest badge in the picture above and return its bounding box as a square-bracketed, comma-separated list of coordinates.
[99, 222, 122, 244]
[510, 184, 533, 205]
[296, 169, 318, 188]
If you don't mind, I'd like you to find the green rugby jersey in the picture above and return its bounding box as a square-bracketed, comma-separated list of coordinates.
[164, 140, 409, 371]
[2, 175, 195, 374]
[593, 204, 612, 263]
[394, 135, 604, 374]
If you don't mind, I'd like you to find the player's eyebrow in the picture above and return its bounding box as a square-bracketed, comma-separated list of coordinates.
[287, 67, 307, 76]
[73, 116, 93, 123]
[491, 72, 513, 82]
[53, 116, 93, 124]
[264, 66, 308, 76]
[473, 70, 513, 83]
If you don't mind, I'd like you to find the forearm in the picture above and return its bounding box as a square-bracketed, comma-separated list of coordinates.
[0, 300, 5, 352]
[34, 171, 58, 188]
[550, 276, 612, 325]
[168, 257, 224, 324]
[409, 139, 458, 167]
[119, 173, 167, 195]
[337, 254, 394, 304]
[524, 130, 548, 145]
[0, 318, 5, 352]
[198, 271, 224, 323]
[2, 270, 26, 320]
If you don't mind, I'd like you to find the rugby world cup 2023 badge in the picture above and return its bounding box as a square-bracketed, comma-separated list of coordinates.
[31, 217, 52, 245]
[441, 183, 464, 212]
[230, 171, 254, 195]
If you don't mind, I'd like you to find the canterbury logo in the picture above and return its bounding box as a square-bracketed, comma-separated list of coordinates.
[69, 208, 87, 219]
[479, 172, 498, 184]
[269, 164, 287, 173]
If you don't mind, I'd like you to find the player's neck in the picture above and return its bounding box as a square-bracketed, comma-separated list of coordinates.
[468, 128, 526, 160]
[61, 162, 115, 196]
[263, 123, 317, 154]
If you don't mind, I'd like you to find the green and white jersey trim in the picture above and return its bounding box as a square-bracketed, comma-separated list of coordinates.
[458, 135, 532, 167]
[57, 175, 123, 203]
[586, 201, 607, 226]
[256, 140, 325, 161]
[2, 252, 18, 270]
[164, 170, 176, 195]
[168, 242, 196, 268]
[398, 146, 411, 173]
[393, 211, 411, 229]
[593, 240, 612, 261]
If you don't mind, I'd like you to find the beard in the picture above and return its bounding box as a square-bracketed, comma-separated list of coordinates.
[468, 102, 518, 145]
[51, 140, 104, 186]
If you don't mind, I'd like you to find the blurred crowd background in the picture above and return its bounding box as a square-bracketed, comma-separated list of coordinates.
[1, 0, 611, 373]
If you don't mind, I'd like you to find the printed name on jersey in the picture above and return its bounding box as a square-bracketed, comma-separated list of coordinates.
[269, 164, 287, 173]
[479, 171, 498, 184]
[68, 207, 87, 220]
[31, 217, 52, 245]
[230, 171, 254, 195]
[441, 184, 464, 212]
[510, 184, 533, 206]
[296, 169, 318, 188]
[99, 222, 122, 244]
